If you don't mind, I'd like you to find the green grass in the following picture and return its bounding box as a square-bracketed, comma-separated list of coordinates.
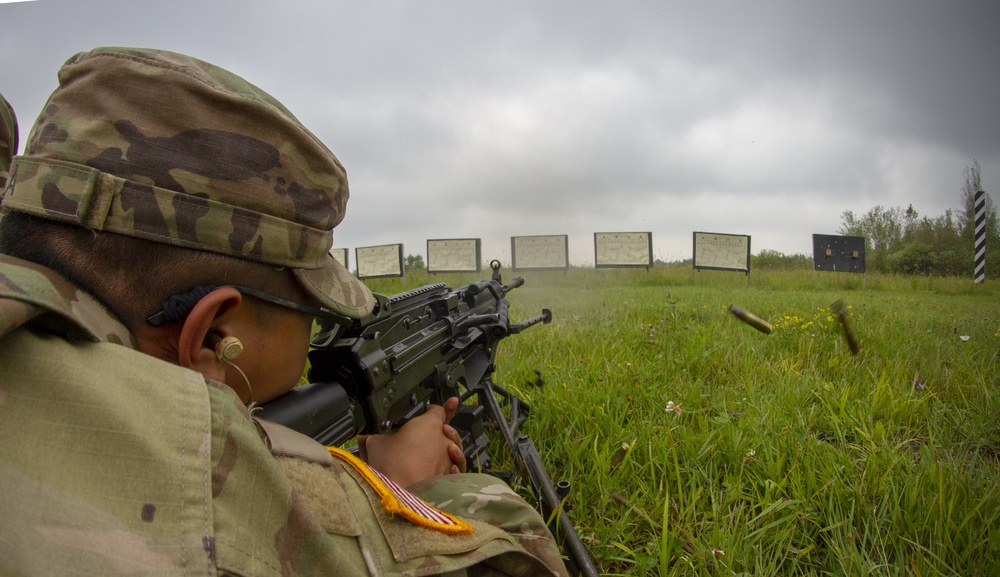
[365, 267, 1000, 576]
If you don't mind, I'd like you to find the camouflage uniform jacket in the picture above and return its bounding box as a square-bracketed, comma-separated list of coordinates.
[0, 254, 568, 577]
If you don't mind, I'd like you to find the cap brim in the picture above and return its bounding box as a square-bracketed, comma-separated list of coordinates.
[293, 254, 374, 320]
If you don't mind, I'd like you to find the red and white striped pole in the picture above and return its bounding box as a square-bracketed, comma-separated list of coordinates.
[974, 190, 986, 284]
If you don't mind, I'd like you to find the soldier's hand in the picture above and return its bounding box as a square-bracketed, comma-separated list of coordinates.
[359, 397, 466, 487]
[440, 396, 467, 474]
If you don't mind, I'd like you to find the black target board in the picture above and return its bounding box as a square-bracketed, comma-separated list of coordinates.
[812, 234, 866, 273]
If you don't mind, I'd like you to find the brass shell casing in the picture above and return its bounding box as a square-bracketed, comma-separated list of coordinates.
[728, 305, 773, 334]
[831, 299, 861, 355]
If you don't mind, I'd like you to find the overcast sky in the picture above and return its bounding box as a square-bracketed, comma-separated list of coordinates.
[2, 0, 997, 265]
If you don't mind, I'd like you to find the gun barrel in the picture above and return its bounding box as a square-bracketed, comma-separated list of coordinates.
[508, 308, 552, 334]
[503, 277, 525, 292]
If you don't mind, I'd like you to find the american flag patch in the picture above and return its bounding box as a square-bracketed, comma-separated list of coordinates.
[327, 446, 474, 535]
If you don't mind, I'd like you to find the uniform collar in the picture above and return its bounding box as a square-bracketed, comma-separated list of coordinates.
[0, 254, 135, 346]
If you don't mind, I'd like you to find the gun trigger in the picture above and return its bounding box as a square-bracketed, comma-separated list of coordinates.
[392, 402, 429, 431]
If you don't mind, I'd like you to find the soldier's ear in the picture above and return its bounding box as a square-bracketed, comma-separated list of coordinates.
[178, 287, 243, 380]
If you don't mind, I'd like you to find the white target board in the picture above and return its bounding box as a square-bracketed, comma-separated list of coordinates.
[693, 232, 750, 272]
[511, 235, 569, 271]
[595, 232, 653, 268]
[329, 247, 349, 270]
[427, 238, 482, 273]
[356, 243, 404, 279]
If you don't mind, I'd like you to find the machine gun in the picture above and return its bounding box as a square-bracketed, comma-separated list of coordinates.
[258, 260, 598, 576]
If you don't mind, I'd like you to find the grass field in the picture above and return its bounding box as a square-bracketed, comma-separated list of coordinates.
[364, 267, 1000, 576]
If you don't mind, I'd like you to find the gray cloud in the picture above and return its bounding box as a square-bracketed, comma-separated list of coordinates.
[3, 0, 997, 265]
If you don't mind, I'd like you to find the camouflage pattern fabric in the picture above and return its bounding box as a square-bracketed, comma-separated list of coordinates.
[406, 475, 571, 572]
[0, 93, 16, 188]
[0, 255, 567, 577]
[0, 255, 133, 345]
[0, 47, 373, 320]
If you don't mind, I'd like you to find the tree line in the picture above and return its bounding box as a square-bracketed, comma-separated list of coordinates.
[838, 160, 998, 277]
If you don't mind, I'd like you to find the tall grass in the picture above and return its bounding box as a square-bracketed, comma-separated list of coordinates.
[366, 267, 1000, 576]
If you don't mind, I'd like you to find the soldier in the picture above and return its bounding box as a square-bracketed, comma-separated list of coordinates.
[0, 47, 568, 576]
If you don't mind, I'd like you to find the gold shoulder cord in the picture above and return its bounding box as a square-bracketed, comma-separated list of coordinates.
[326, 446, 474, 535]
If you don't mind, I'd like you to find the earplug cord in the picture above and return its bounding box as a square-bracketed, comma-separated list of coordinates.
[223, 357, 257, 413]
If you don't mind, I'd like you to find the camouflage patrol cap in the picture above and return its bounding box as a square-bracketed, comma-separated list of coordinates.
[0, 47, 374, 319]
[0, 93, 16, 188]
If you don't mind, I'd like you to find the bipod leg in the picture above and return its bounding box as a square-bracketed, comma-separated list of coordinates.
[468, 380, 599, 577]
